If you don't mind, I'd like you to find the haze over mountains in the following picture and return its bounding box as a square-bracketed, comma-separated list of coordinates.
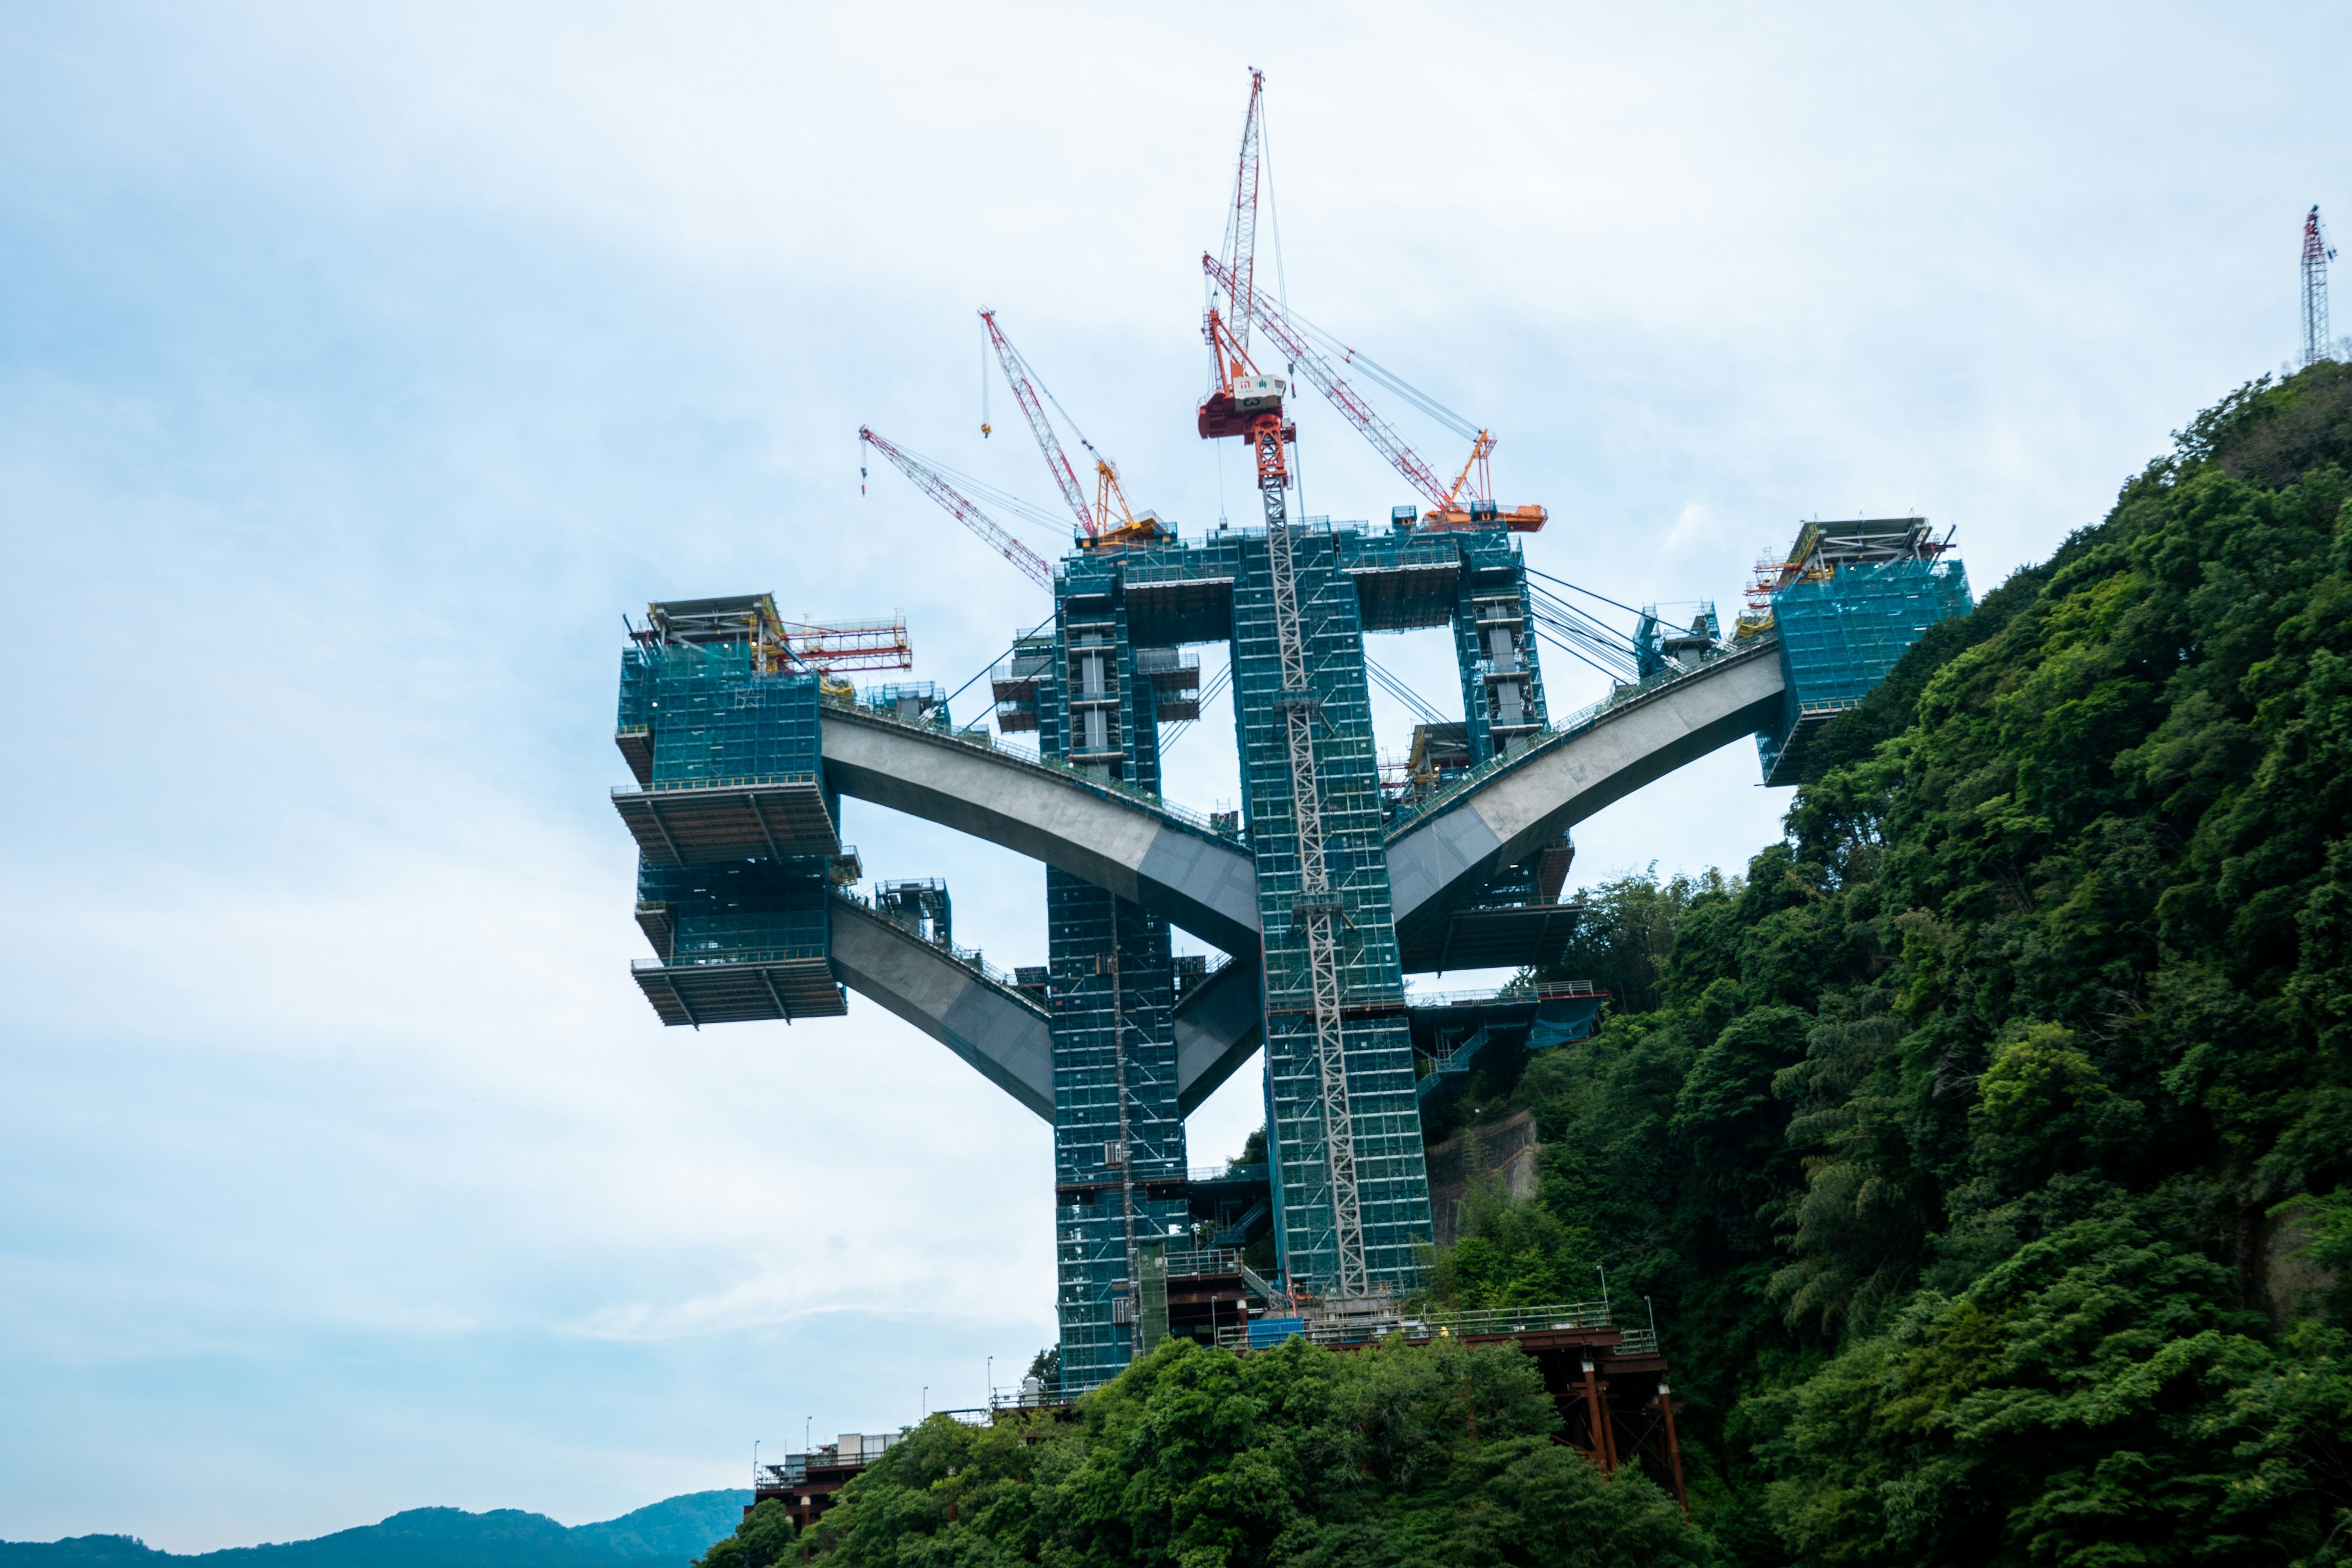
[0, 1493, 750, 1568]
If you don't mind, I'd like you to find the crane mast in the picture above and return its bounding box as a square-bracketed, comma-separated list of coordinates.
[858, 426, 1055, 590]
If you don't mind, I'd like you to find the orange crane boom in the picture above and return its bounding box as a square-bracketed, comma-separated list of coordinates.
[858, 426, 1055, 590]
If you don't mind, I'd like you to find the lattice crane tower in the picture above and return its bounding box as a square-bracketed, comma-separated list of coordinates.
[2304, 206, 2336, 368]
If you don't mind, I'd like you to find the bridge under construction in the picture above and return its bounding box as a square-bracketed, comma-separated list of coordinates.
[611, 507, 1970, 1393]
[608, 65, 1983, 1411]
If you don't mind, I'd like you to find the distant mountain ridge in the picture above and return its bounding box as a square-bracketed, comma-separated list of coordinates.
[0, 1492, 751, 1568]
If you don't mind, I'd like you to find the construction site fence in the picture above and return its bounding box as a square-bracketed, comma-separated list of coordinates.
[821, 685, 1248, 845]
[1396, 633, 1774, 831]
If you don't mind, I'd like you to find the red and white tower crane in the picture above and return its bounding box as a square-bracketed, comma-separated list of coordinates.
[858, 425, 1055, 590]
[978, 309, 1096, 539]
[1197, 72, 1542, 533]
[2304, 206, 2335, 369]
[978, 310, 1161, 546]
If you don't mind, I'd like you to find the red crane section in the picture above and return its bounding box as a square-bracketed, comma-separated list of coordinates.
[775, 617, 914, 673]
[1202, 252, 1545, 533]
[858, 426, 1055, 590]
[979, 309, 1096, 539]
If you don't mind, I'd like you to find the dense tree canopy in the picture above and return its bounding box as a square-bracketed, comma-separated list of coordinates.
[1482, 362, 2352, 1564]
[792, 1338, 1704, 1568]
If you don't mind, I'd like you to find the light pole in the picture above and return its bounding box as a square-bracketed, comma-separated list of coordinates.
[987, 1355, 994, 1407]
[752, 1440, 761, 1488]
[922, 1384, 929, 1419]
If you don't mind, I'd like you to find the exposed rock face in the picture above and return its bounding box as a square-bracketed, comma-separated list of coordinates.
[1425, 1109, 1539, 1246]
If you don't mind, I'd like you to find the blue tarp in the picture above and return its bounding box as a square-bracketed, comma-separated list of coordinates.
[1248, 1316, 1306, 1348]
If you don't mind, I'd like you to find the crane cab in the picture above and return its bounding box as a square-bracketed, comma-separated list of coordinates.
[1195, 373, 1292, 440]
[1232, 372, 1286, 413]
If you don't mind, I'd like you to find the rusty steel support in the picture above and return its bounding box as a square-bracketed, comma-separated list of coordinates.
[1657, 1380, 1689, 1515]
[1579, 1359, 1612, 1476]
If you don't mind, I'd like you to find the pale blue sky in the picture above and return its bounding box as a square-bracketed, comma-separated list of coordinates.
[3, 0, 2343, 1550]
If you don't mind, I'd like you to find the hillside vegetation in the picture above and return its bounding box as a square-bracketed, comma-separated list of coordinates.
[737, 366, 2352, 1565]
[1, 1495, 751, 1568]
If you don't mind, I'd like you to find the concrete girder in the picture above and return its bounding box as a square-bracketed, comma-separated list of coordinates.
[820, 706, 1262, 955]
[827, 895, 1055, 1122]
[827, 893, 1265, 1124]
[1386, 642, 1787, 937]
[1175, 957, 1264, 1117]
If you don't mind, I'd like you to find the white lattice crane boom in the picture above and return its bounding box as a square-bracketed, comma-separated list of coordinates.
[979, 310, 1098, 540]
[858, 426, 1055, 590]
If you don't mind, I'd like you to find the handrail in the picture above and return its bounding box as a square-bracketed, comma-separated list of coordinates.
[1219, 1298, 1636, 1351]
[633, 948, 825, 970]
[829, 888, 1046, 1009]
[1188, 1162, 1268, 1183]
[1409, 979, 1599, 1010]
[611, 770, 821, 796]
[1389, 632, 1778, 837]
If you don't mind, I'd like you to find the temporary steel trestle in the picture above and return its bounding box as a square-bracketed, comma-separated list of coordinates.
[1254, 413, 1368, 1300]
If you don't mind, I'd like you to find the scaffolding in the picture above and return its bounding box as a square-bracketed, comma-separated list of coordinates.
[617, 597, 845, 1027]
[1754, 522, 1972, 785]
[1229, 521, 1431, 1302]
[1449, 529, 1548, 765]
[1038, 559, 1189, 1392]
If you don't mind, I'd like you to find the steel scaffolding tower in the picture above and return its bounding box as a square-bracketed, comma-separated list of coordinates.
[1039, 567, 1192, 1390]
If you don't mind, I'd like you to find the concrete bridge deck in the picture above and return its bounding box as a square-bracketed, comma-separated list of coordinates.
[816, 639, 1785, 1118]
[1385, 638, 1785, 935]
[820, 704, 1262, 954]
[824, 893, 1268, 1123]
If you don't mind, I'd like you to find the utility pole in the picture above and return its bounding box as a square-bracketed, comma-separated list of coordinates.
[2304, 206, 2336, 368]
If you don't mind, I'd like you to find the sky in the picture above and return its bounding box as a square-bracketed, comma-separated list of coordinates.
[2, 0, 2346, 1550]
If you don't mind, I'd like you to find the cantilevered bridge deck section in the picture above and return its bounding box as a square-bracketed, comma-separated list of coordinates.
[1386, 636, 1786, 938]
[826, 892, 1056, 1120]
[818, 700, 1262, 954]
[822, 891, 1268, 1123]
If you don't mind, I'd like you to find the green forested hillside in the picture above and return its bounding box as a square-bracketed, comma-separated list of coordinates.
[1488, 362, 2352, 1564]
[736, 367, 2352, 1566]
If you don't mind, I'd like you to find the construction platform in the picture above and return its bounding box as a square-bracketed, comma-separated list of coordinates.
[1207, 1295, 1685, 1508]
[1749, 518, 1973, 785]
[631, 955, 844, 1027]
[611, 777, 840, 864]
